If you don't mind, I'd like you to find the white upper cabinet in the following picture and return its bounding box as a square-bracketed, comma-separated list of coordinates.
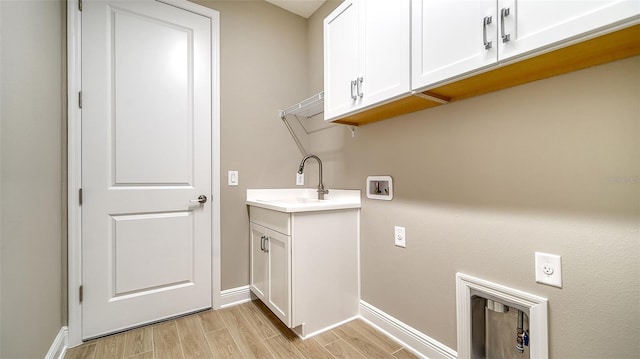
[324, 0, 359, 120]
[359, 0, 411, 108]
[412, 0, 497, 89]
[324, 0, 411, 122]
[412, 0, 640, 91]
[498, 0, 640, 61]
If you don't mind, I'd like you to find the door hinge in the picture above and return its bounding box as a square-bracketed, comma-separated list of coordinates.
[79, 285, 83, 303]
[79, 91, 82, 109]
[78, 0, 82, 12]
[79, 188, 83, 205]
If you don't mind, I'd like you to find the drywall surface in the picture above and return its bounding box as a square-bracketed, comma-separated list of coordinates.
[0, 1, 65, 357]
[191, 0, 310, 290]
[310, 55, 640, 358]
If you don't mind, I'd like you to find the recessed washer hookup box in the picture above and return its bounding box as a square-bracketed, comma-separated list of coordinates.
[366, 176, 393, 200]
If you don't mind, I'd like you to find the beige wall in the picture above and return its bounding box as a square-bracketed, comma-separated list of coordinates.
[306, 8, 640, 355]
[191, 0, 311, 290]
[0, 1, 66, 358]
[2, 1, 636, 358]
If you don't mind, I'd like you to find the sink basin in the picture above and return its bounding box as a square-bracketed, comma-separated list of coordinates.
[247, 189, 361, 213]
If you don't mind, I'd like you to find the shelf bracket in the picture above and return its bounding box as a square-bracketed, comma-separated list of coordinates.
[280, 112, 308, 156]
[413, 91, 451, 104]
[348, 125, 356, 138]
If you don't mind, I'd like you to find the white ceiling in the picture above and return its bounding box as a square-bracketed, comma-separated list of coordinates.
[265, 0, 326, 18]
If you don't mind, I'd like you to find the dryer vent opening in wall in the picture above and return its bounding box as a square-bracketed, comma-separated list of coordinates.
[471, 296, 531, 358]
[367, 176, 393, 200]
[456, 273, 549, 359]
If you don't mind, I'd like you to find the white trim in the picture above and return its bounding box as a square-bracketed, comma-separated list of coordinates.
[359, 300, 457, 359]
[456, 273, 548, 359]
[0, 2, 3, 355]
[45, 327, 69, 359]
[296, 315, 360, 339]
[219, 286, 252, 308]
[66, 0, 82, 347]
[67, 0, 221, 346]
[207, 2, 222, 311]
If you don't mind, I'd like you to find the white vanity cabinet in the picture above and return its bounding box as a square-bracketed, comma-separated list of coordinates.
[324, 0, 411, 122]
[248, 205, 360, 338]
[411, 0, 640, 89]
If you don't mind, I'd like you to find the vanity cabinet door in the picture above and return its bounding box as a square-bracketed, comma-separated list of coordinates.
[266, 229, 291, 327]
[250, 223, 268, 302]
[249, 222, 291, 327]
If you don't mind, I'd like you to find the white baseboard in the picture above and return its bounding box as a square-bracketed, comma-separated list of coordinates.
[359, 301, 457, 359]
[45, 326, 68, 359]
[219, 285, 252, 308]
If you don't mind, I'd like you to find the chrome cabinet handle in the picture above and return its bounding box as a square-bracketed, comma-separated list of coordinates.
[190, 195, 207, 204]
[483, 15, 492, 50]
[500, 7, 510, 43]
[350, 80, 357, 100]
[259, 236, 269, 253]
[357, 77, 363, 98]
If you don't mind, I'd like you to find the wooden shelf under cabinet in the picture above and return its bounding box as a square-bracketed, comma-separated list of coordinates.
[334, 24, 640, 127]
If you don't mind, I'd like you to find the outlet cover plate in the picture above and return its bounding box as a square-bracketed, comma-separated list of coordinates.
[394, 226, 406, 248]
[535, 252, 562, 288]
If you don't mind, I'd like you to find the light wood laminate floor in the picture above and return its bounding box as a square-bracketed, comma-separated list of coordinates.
[65, 300, 420, 359]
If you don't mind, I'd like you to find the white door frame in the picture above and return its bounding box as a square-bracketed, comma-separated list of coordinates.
[66, 0, 221, 347]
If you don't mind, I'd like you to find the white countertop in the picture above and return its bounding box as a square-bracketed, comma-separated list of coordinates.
[246, 188, 361, 213]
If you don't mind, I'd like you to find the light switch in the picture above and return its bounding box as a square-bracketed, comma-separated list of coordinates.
[228, 171, 238, 186]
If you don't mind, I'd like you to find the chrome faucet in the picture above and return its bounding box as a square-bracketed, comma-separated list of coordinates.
[298, 154, 329, 200]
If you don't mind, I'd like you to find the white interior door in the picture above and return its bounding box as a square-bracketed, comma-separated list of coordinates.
[81, 0, 212, 339]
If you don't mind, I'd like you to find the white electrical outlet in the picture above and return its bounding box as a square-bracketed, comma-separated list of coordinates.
[228, 171, 238, 186]
[535, 252, 562, 288]
[296, 172, 304, 186]
[394, 226, 406, 248]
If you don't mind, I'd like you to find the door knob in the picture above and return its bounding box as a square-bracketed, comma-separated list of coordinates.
[190, 195, 207, 204]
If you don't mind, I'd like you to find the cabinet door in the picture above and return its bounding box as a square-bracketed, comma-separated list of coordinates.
[358, 0, 411, 108]
[412, 0, 497, 89]
[249, 224, 268, 301]
[324, 0, 359, 121]
[498, 0, 640, 61]
[266, 229, 291, 327]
